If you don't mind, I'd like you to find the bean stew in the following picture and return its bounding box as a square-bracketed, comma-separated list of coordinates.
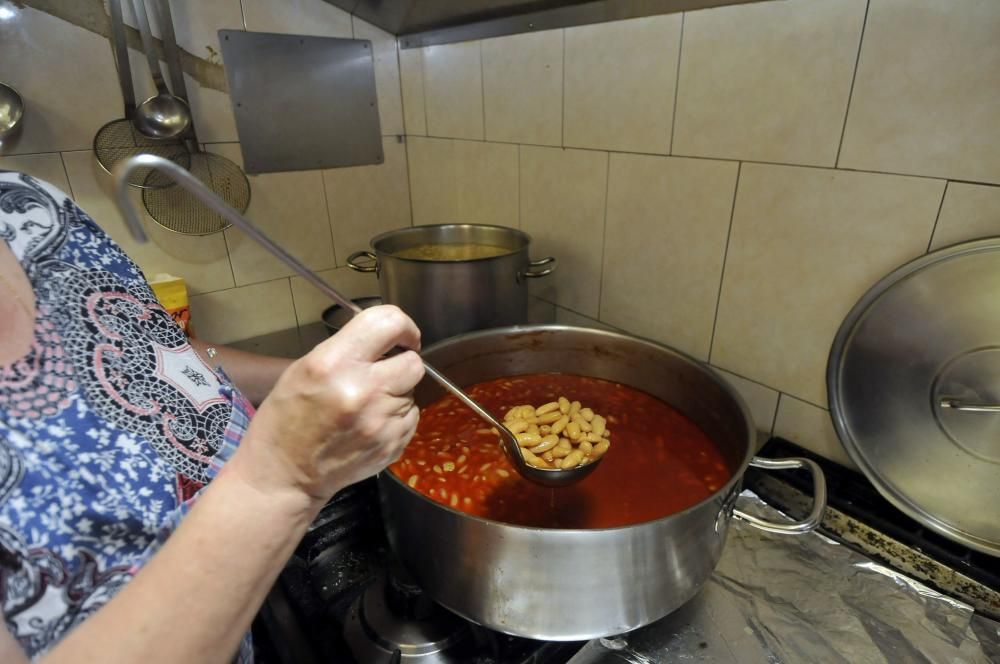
[389, 373, 732, 529]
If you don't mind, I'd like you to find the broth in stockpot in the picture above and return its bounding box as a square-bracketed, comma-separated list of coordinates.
[390, 373, 731, 529]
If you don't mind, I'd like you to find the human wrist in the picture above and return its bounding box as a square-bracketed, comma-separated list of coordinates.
[217, 446, 326, 527]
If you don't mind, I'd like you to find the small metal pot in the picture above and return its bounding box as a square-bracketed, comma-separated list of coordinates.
[379, 326, 826, 640]
[347, 224, 554, 346]
[321, 296, 382, 336]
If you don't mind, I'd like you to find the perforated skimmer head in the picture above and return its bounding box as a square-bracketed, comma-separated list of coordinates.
[93, 119, 190, 189]
[141, 152, 250, 235]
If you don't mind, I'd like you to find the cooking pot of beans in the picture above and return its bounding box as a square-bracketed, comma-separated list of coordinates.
[381, 325, 827, 640]
[346, 224, 555, 345]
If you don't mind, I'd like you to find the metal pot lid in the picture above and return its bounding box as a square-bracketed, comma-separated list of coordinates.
[828, 237, 1000, 557]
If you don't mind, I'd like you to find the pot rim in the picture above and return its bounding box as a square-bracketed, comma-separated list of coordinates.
[383, 324, 757, 534]
[369, 223, 533, 263]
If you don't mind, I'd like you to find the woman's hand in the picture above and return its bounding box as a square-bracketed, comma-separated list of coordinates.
[227, 305, 424, 506]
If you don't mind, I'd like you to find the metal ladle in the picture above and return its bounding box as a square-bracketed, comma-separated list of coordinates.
[0, 82, 24, 147]
[110, 154, 600, 487]
[130, 0, 191, 139]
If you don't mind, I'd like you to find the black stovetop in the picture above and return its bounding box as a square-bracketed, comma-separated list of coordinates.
[251, 438, 999, 663]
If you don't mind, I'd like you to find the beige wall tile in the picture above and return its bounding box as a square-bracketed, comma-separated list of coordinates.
[674, 0, 866, 166]
[712, 164, 944, 406]
[564, 15, 680, 154]
[929, 183, 1000, 251]
[554, 306, 617, 332]
[208, 144, 335, 286]
[241, 0, 353, 37]
[323, 137, 412, 266]
[422, 42, 484, 140]
[353, 19, 404, 136]
[482, 31, 563, 146]
[527, 297, 557, 324]
[601, 154, 738, 360]
[124, 0, 244, 59]
[839, 0, 1000, 184]
[773, 394, 857, 469]
[190, 279, 297, 344]
[407, 137, 518, 226]
[0, 6, 122, 154]
[713, 368, 779, 436]
[290, 267, 380, 326]
[0, 154, 70, 194]
[60, 150, 235, 294]
[399, 48, 428, 136]
[520, 146, 607, 317]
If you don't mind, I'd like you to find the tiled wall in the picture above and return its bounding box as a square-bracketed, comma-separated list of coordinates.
[6, 0, 1000, 467]
[0, 0, 405, 343]
[397, 0, 1000, 466]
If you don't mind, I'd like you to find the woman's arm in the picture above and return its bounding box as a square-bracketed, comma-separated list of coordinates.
[189, 338, 293, 406]
[10, 306, 423, 663]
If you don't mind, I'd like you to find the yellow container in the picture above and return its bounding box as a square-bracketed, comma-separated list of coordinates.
[149, 273, 191, 334]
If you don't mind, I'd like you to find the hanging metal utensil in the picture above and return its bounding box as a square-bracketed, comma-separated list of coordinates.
[130, 0, 191, 139]
[0, 82, 24, 147]
[139, 0, 249, 235]
[94, 0, 188, 188]
[113, 153, 602, 487]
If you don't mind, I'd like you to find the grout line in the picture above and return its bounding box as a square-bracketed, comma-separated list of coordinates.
[925, 181, 949, 253]
[668, 13, 685, 155]
[420, 49, 430, 136]
[393, 37, 409, 135]
[286, 277, 304, 328]
[834, 0, 871, 168]
[596, 151, 612, 319]
[516, 144, 522, 230]
[404, 134, 419, 226]
[479, 41, 487, 141]
[770, 393, 782, 437]
[707, 161, 742, 364]
[220, 230, 239, 289]
[318, 167, 340, 266]
[57, 153, 76, 200]
[561, 28, 566, 149]
[709, 363, 784, 398]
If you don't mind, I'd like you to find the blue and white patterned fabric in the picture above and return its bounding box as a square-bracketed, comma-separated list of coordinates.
[0, 171, 253, 661]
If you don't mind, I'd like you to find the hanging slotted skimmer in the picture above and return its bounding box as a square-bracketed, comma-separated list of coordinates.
[93, 0, 188, 189]
[139, 0, 249, 235]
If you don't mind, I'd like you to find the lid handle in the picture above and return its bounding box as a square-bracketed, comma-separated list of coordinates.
[939, 398, 1000, 412]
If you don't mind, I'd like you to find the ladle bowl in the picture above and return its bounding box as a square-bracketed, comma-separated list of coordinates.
[0, 82, 24, 142]
[110, 154, 602, 487]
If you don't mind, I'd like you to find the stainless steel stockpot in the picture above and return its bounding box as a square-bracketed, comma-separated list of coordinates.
[347, 224, 554, 345]
[379, 326, 826, 641]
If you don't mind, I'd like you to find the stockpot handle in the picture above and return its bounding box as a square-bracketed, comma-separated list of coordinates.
[347, 250, 378, 273]
[523, 256, 556, 279]
[733, 457, 826, 535]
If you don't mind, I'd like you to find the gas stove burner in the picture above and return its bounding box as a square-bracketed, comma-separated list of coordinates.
[343, 571, 469, 662]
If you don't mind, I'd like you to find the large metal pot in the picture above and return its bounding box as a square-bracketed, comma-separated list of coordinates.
[379, 326, 826, 640]
[347, 224, 555, 345]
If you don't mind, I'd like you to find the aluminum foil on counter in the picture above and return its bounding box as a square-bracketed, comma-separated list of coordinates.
[569, 492, 1000, 664]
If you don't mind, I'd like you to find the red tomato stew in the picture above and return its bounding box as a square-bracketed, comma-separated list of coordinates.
[389, 373, 733, 529]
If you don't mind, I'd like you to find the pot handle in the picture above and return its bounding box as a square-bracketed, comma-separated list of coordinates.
[523, 256, 556, 278]
[733, 457, 826, 535]
[347, 250, 378, 273]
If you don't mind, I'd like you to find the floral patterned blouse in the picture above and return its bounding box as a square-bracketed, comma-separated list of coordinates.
[0, 171, 253, 661]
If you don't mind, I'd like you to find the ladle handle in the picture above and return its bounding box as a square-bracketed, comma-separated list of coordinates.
[108, 0, 136, 114]
[110, 154, 490, 419]
[131, 0, 170, 95]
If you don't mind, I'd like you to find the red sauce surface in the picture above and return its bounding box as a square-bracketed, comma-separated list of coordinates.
[389, 373, 732, 529]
